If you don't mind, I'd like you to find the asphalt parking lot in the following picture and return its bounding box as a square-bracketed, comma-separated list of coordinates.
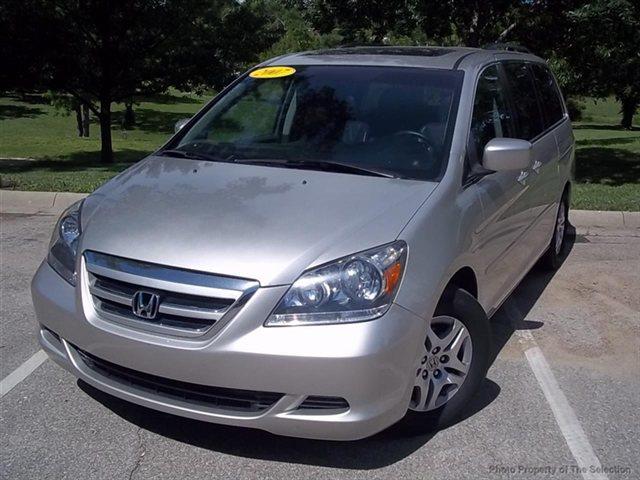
[1, 212, 638, 480]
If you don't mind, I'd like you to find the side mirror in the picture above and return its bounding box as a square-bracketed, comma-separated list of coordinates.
[174, 118, 191, 133]
[482, 138, 532, 171]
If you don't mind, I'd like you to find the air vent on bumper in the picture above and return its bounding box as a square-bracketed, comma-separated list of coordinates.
[297, 396, 349, 411]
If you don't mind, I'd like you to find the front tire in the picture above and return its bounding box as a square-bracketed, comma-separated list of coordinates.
[397, 287, 491, 434]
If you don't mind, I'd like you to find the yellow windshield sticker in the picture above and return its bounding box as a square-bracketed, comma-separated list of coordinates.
[250, 66, 296, 79]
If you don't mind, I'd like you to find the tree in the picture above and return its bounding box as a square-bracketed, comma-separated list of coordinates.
[290, 0, 521, 47]
[46, 93, 92, 137]
[562, 0, 639, 128]
[2, 0, 282, 163]
[412, 0, 520, 47]
[498, 1, 589, 114]
[160, 0, 283, 94]
[0, 0, 50, 96]
[260, 1, 343, 59]
[290, 0, 415, 44]
[506, 1, 586, 58]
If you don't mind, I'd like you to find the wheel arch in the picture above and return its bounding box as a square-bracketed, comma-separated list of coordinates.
[442, 266, 478, 301]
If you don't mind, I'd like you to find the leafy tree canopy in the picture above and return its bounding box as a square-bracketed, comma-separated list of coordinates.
[0, 0, 282, 162]
[563, 0, 640, 127]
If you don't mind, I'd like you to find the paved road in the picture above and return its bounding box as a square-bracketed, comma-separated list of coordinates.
[1, 212, 638, 480]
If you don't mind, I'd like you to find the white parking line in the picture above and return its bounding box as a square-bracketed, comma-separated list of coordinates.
[525, 347, 607, 480]
[505, 302, 608, 480]
[0, 349, 48, 398]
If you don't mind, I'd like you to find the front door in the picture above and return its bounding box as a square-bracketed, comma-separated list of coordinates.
[467, 64, 535, 312]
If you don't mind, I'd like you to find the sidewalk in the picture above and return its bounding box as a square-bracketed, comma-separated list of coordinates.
[1, 189, 639, 231]
[1, 190, 87, 215]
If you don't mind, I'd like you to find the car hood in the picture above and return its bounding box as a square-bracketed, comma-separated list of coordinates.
[80, 156, 437, 286]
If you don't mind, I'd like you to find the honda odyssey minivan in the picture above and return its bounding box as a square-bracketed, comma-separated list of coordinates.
[32, 46, 574, 440]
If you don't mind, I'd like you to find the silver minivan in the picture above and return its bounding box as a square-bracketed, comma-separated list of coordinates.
[32, 46, 574, 440]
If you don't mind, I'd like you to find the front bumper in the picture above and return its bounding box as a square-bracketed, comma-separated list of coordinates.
[32, 260, 425, 440]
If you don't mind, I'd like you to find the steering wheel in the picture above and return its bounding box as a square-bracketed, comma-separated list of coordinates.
[393, 130, 430, 143]
[393, 130, 436, 151]
[389, 130, 436, 169]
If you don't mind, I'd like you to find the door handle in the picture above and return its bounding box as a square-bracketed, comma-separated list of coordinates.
[517, 170, 529, 185]
[532, 160, 542, 174]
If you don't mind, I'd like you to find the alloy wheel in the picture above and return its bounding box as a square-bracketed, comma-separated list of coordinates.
[410, 315, 473, 412]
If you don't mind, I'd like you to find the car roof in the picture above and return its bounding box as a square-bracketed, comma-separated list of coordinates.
[265, 46, 545, 71]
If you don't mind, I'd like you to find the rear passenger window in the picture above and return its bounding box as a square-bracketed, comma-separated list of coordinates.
[470, 65, 514, 162]
[531, 64, 565, 127]
[502, 62, 544, 140]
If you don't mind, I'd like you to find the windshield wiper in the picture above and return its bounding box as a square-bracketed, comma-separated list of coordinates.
[233, 158, 400, 179]
[158, 149, 230, 163]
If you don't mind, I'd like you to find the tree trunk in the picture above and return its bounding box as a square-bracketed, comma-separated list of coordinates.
[620, 96, 638, 130]
[123, 101, 135, 129]
[82, 103, 90, 137]
[75, 104, 83, 137]
[99, 97, 113, 163]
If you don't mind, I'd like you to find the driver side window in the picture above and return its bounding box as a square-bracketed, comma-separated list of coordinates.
[470, 65, 514, 165]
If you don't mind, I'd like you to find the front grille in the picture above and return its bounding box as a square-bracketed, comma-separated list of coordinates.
[76, 347, 284, 413]
[93, 273, 233, 331]
[84, 251, 258, 337]
[298, 396, 350, 411]
[98, 297, 216, 331]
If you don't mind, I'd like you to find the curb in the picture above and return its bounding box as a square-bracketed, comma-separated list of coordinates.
[1, 190, 639, 229]
[568, 209, 639, 230]
[0, 190, 87, 215]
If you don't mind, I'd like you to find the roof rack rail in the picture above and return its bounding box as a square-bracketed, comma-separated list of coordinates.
[483, 43, 532, 54]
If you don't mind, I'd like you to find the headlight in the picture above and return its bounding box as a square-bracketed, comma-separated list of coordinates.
[47, 200, 83, 285]
[266, 241, 407, 326]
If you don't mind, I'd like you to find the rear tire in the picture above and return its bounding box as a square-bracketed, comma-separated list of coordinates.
[541, 192, 569, 270]
[396, 287, 491, 435]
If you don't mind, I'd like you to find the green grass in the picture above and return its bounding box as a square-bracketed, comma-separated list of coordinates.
[0, 91, 207, 192]
[572, 97, 639, 211]
[1, 93, 638, 210]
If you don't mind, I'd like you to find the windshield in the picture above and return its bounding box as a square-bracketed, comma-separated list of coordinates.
[171, 65, 463, 180]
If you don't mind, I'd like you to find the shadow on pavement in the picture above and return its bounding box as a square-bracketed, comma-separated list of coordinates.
[80, 376, 499, 469]
[78, 226, 576, 469]
[489, 225, 576, 363]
